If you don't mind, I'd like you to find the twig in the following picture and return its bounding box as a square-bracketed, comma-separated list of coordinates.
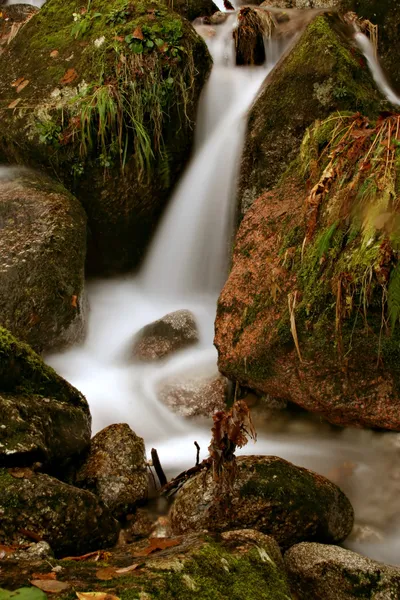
[194, 441, 200, 466]
[151, 448, 167, 488]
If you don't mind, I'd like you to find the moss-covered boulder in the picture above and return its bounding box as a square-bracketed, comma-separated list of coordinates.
[0, 529, 292, 599]
[0, 467, 119, 557]
[285, 542, 400, 599]
[0, 327, 91, 468]
[238, 13, 385, 215]
[0, 168, 86, 353]
[169, 456, 354, 549]
[75, 423, 148, 519]
[171, 0, 219, 21]
[0, 0, 212, 274]
[215, 112, 400, 430]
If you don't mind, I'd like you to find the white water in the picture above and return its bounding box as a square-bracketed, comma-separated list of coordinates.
[4, 16, 398, 566]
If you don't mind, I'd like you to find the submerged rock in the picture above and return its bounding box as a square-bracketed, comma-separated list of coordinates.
[0, 468, 120, 557]
[285, 542, 400, 599]
[0, 529, 292, 599]
[169, 455, 354, 549]
[76, 423, 148, 519]
[132, 309, 199, 361]
[0, 327, 91, 469]
[0, 168, 86, 353]
[233, 7, 274, 66]
[0, 0, 212, 274]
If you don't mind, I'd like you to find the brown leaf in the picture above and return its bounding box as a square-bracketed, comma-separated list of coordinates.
[115, 564, 139, 574]
[31, 572, 57, 581]
[60, 68, 78, 85]
[9, 467, 33, 479]
[77, 594, 120, 600]
[19, 529, 43, 542]
[96, 567, 117, 581]
[0, 543, 28, 554]
[16, 79, 29, 93]
[50, 50, 59, 58]
[62, 550, 110, 562]
[71, 295, 78, 308]
[8, 98, 21, 109]
[11, 76, 24, 87]
[132, 26, 144, 40]
[31, 580, 69, 593]
[133, 537, 181, 557]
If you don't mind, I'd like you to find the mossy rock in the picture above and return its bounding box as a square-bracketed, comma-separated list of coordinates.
[169, 455, 354, 549]
[171, 0, 219, 21]
[285, 542, 400, 599]
[0, 0, 212, 274]
[238, 13, 386, 215]
[0, 326, 91, 468]
[0, 168, 86, 353]
[0, 529, 292, 599]
[0, 467, 119, 557]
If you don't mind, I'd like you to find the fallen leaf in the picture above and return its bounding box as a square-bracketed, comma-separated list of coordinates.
[30, 581, 69, 594]
[77, 594, 120, 600]
[62, 550, 110, 562]
[95, 568, 116, 581]
[11, 76, 24, 87]
[132, 26, 144, 40]
[115, 564, 139, 574]
[9, 467, 33, 479]
[60, 68, 78, 85]
[132, 537, 181, 557]
[16, 79, 29, 93]
[30, 573, 56, 581]
[71, 295, 78, 308]
[19, 529, 42, 542]
[50, 50, 59, 58]
[0, 543, 27, 554]
[8, 98, 21, 109]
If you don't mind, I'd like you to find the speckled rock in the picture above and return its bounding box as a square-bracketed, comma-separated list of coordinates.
[132, 310, 199, 362]
[0, 467, 120, 557]
[285, 542, 400, 599]
[0, 327, 91, 469]
[169, 455, 354, 549]
[0, 529, 292, 599]
[75, 424, 148, 519]
[0, 168, 87, 353]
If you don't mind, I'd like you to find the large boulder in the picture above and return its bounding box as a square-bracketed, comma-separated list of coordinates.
[0, 327, 91, 468]
[0, 467, 119, 557]
[157, 370, 227, 417]
[285, 542, 400, 599]
[238, 14, 385, 215]
[0, 168, 86, 353]
[132, 309, 199, 361]
[215, 111, 400, 430]
[0, 529, 292, 599]
[0, 0, 212, 274]
[75, 423, 148, 519]
[169, 456, 354, 549]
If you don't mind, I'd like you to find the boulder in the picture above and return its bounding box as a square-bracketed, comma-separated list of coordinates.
[169, 455, 354, 549]
[0, 0, 212, 274]
[75, 423, 148, 519]
[285, 542, 400, 599]
[0, 327, 91, 468]
[132, 309, 199, 361]
[0, 467, 120, 557]
[172, 0, 219, 21]
[0, 168, 86, 353]
[0, 4, 37, 53]
[238, 13, 385, 215]
[233, 7, 275, 66]
[0, 529, 292, 599]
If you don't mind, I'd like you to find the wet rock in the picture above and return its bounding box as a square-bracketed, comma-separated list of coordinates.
[234, 7, 274, 66]
[75, 423, 148, 519]
[210, 11, 228, 25]
[0, 4, 37, 53]
[0, 0, 211, 274]
[238, 13, 385, 214]
[132, 310, 199, 362]
[285, 542, 400, 599]
[169, 455, 354, 549]
[0, 468, 120, 557]
[0, 327, 91, 469]
[0, 529, 292, 598]
[172, 0, 219, 21]
[0, 168, 86, 353]
[157, 369, 227, 417]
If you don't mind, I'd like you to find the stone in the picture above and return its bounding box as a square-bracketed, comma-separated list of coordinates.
[172, 0, 219, 21]
[285, 542, 400, 599]
[132, 310, 199, 362]
[0, 468, 120, 557]
[169, 455, 354, 549]
[75, 423, 148, 519]
[0, 327, 91, 469]
[233, 7, 273, 66]
[0, 168, 87, 353]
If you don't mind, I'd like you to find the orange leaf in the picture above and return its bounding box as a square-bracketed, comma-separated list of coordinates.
[31, 580, 69, 593]
[96, 567, 117, 581]
[60, 68, 78, 85]
[8, 98, 21, 109]
[11, 76, 24, 87]
[62, 550, 110, 562]
[50, 50, 59, 58]
[16, 79, 29, 93]
[31, 572, 57, 581]
[132, 537, 181, 557]
[132, 26, 144, 40]
[9, 467, 33, 479]
[71, 295, 78, 308]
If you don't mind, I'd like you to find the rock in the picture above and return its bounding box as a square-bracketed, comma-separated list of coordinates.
[157, 367, 227, 417]
[209, 11, 228, 25]
[169, 455, 354, 549]
[0, 168, 87, 353]
[0, 529, 292, 599]
[0, 4, 38, 53]
[238, 13, 385, 215]
[285, 542, 400, 599]
[0, 326, 91, 468]
[75, 423, 148, 519]
[0, 468, 120, 557]
[132, 310, 199, 362]
[0, 0, 211, 274]
[172, 0, 219, 21]
[233, 7, 275, 66]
